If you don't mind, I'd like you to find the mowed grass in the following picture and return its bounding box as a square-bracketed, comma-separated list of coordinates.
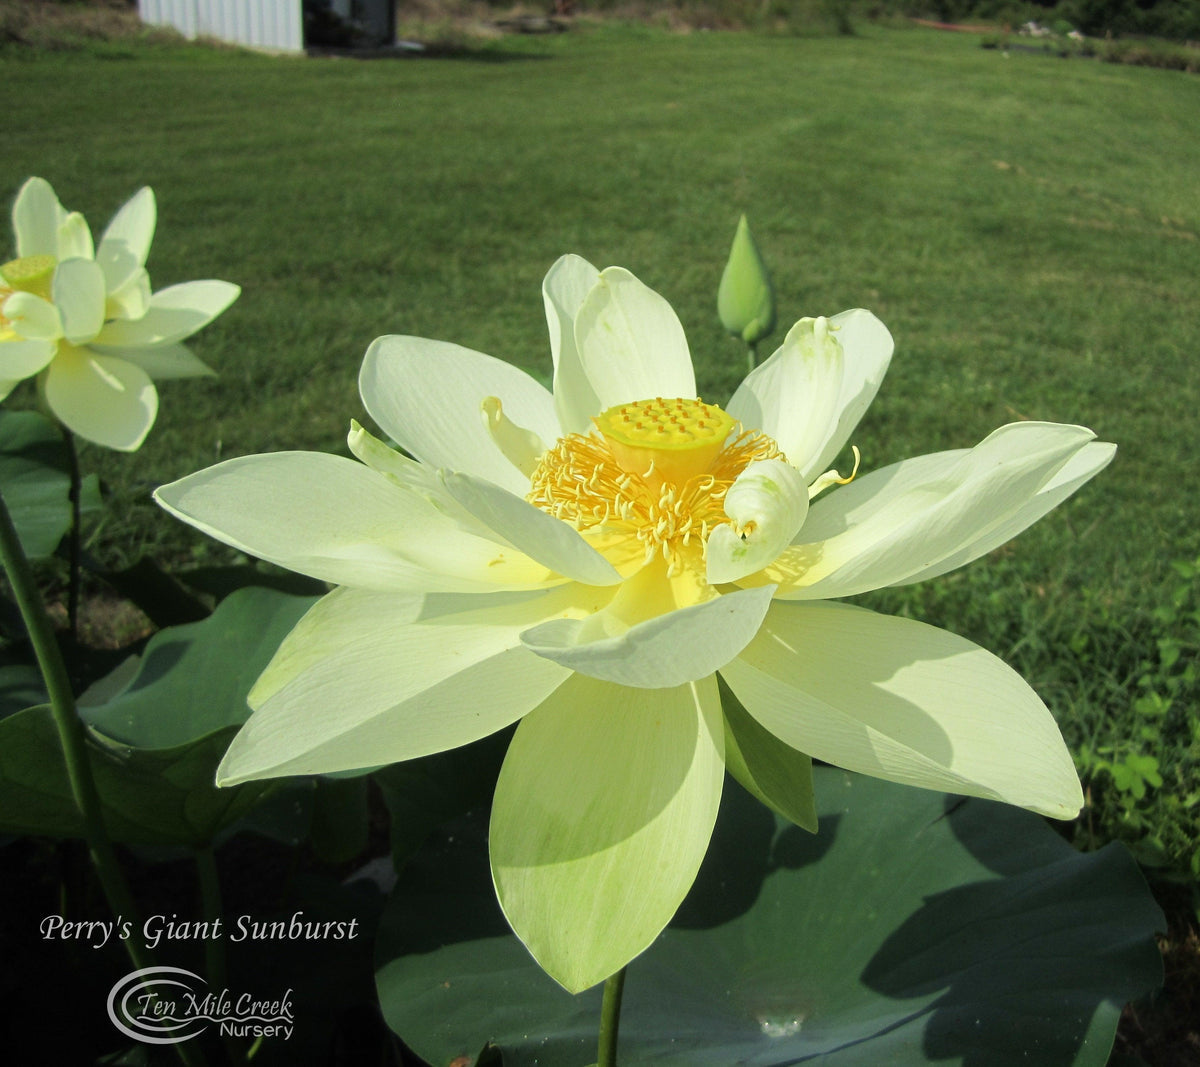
[5, 25, 1200, 870]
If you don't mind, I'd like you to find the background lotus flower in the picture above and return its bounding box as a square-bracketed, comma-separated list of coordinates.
[156, 256, 1114, 993]
[1, 177, 239, 451]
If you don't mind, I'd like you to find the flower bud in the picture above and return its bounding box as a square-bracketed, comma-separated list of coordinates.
[717, 214, 776, 346]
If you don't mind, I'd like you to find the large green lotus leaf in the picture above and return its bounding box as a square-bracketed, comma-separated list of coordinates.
[375, 768, 1163, 1067]
[0, 707, 267, 845]
[0, 587, 317, 845]
[79, 585, 318, 748]
[0, 409, 100, 559]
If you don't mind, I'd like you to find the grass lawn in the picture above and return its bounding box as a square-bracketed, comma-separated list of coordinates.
[4, 21, 1199, 872]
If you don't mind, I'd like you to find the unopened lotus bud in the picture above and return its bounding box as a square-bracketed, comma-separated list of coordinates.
[717, 214, 776, 346]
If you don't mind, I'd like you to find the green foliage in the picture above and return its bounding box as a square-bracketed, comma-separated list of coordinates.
[1075, 558, 1200, 879]
[377, 770, 1164, 1065]
[0, 410, 90, 559]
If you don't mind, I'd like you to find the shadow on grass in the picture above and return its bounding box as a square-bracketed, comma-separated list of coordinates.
[305, 44, 552, 63]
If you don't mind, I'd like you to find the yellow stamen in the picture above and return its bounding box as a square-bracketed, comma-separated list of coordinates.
[529, 397, 784, 578]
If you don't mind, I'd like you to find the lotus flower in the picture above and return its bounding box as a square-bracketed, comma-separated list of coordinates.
[156, 256, 1113, 992]
[1, 177, 239, 450]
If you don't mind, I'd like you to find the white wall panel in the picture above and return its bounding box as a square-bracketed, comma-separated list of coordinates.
[137, 0, 304, 53]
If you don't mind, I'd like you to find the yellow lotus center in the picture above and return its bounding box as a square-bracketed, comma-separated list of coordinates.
[528, 397, 785, 576]
[0, 255, 56, 301]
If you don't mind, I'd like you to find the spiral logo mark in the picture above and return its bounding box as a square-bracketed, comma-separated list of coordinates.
[107, 966, 209, 1044]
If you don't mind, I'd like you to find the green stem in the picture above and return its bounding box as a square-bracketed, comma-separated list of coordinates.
[0, 488, 206, 1067]
[596, 967, 626, 1067]
[57, 425, 82, 643]
[196, 848, 228, 992]
[746, 341, 757, 374]
[197, 848, 249, 1065]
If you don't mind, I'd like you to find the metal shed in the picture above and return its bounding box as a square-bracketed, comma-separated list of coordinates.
[138, 0, 396, 53]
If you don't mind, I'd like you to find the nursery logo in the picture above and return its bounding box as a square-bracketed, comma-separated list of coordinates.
[107, 966, 294, 1044]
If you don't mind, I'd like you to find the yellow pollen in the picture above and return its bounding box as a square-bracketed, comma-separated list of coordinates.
[528, 398, 785, 578]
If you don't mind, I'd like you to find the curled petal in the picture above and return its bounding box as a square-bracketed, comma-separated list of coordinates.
[3, 292, 62, 342]
[768, 422, 1104, 600]
[521, 578, 775, 688]
[481, 396, 544, 478]
[728, 310, 892, 482]
[705, 458, 809, 585]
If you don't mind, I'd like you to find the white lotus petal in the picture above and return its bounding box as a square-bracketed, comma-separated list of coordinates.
[2, 292, 62, 342]
[727, 316, 846, 480]
[892, 440, 1117, 586]
[491, 672, 724, 992]
[100, 342, 214, 381]
[361, 335, 559, 496]
[809, 308, 894, 476]
[481, 395, 544, 478]
[440, 469, 622, 587]
[574, 266, 695, 410]
[217, 586, 573, 784]
[706, 458, 809, 585]
[42, 348, 157, 451]
[154, 451, 565, 593]
[97, 186, 155, 291]
[721, 680, 817, 832]
[13, 177, 66, 257]
[721, 600, 1083, 818]
[769, 422, 1099, 599]
[57, 212, 94, 262]
[521, 580, 775, 688]
[542, 253, 602, 434]
[52, 259, 106, 344]
[105, 265, 152, 321]
[0, 335, 57, 378]
[94, 281, 240, 347]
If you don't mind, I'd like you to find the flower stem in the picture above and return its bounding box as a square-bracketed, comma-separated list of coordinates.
[196, 847, 228, 992]
[57, 425, 82, 643]
[746, 341, 758, 373]
[596, 967, 626, 1067]
[197, 847, 249, 1065]
[0, 489, 208, 1067]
